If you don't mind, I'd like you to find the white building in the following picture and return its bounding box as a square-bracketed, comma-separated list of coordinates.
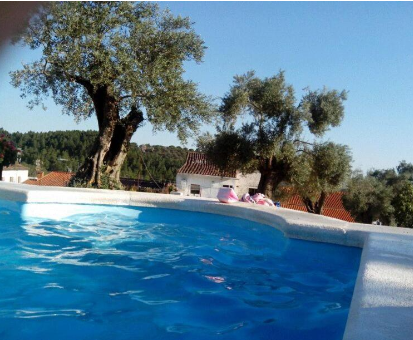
[176, 152, 260, 198]
[1, 164, 29, 184]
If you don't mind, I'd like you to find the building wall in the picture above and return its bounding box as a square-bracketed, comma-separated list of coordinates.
[235, 171, 261, 195]
[176, 174, 238, 198]
[1, 170, 29, 183]
[176, 172, 261, 199]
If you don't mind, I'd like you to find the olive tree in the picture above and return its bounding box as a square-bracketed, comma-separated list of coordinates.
[205, 70, 348, 198]
[293, 142, 352, 214]
[10, 2, 213, 188]
[342, 161, 413, 225]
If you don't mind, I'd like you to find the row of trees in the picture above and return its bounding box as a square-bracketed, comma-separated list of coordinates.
[200, 71, 352, 214]
[343, 161, 413, 228]
[2, 129, 97, 174]
[122, 144, 189, 182]
[2, 128, 189, 183]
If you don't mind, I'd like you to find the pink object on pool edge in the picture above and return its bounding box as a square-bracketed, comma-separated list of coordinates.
[217, 187, 239, 203]
[251, 193, 275, 206]
[241, 193, 255, 203]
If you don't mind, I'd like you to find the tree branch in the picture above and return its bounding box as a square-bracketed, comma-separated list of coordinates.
[121, 105, 145, 128]
[46, 59, 94, 93]
[296, 148, 312, 155]
[293, 139, 314, 146]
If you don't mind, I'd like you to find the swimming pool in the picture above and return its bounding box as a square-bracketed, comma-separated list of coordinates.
[0, 200, 361, 340]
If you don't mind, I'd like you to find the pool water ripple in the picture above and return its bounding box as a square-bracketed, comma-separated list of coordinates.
[0, 202, 361, 340]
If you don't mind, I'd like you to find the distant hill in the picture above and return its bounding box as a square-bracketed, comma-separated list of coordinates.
[1, 129, 192, 182]
[122, 143, 192, 182]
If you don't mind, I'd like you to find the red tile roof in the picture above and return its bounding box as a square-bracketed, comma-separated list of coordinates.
[280, 192, 354, 223]
[178, 152, 236, 178]
[24, 171, 74, 187]
[23, 178, 39, 185]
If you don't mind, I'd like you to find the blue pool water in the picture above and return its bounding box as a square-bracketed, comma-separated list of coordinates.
[0, 200, 361, 340]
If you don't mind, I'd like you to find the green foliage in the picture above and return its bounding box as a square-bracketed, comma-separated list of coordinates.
[122, 143, 190, 182]
[392, 181, 413, 228]
[300, 88, 348, 136]
[310, 142, 352, 189]
[342, 170, 395, 225]
[2, 128, 190, 182]
[293, 142, 352, 213]
[195, 132, 214, 154]
[207, 70, 348, 200]
[396, 160, 413, 182]
[219, 71, 299, 137]
[10, 1, 213, 142]
[1, 128, 97, 174]
[343, 161, 413, 226]
[202, 131, 257, 174]
[208, 71, 302, 178]
[368, 168, 399, 187]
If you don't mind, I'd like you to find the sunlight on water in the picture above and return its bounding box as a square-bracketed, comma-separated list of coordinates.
[0, 200, 361, 340]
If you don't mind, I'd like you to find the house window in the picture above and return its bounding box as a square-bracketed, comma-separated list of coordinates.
[190, 184, 201, 196]
[223, 185, 234, 189]
[18, 176, 21, 183]
[248, 188, 258, 195]
[10, 177, 14, 183]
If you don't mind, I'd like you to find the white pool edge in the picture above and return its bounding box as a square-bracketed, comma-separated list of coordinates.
[1, 182, 412, 340]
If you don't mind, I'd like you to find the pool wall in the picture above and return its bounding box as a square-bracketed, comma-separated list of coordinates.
[1, 181, 412, 340]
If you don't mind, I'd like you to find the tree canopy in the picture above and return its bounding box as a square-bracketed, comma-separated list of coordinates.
[343, 161, 413, 227]
[392, 181, 413, 228]
[10, 1, 213, 188]
[293, 142, 352, 214]
[204, 70, 349, 211]
[342, 170, 395, 225]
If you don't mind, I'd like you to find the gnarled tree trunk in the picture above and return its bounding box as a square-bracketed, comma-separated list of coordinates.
[257, 157, 287, 199]
[257, 171, 286, 199]
[103, 107, 144, 184]
[72, 86, 144, 189]
[257, 170, 274, 198]
[303, 191, 327, 215]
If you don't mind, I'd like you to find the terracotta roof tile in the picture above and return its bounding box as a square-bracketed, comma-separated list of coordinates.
[178, 152, 236, 178]
[280, 192, 354, 223]
[322, 208, 354, 222]
[23, 179, 39, 185]
[24, 171, 74, 187]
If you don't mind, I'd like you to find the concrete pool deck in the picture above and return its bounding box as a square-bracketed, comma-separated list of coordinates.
[0, 181, 412, 339]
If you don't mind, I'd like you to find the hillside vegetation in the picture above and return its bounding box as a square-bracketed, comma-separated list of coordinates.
[1, 129, 191, 182]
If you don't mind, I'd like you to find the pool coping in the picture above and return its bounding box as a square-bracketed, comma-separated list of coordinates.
[1, 182, 412, 339]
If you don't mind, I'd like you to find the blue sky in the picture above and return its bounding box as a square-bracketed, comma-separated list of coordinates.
[1, 1, 413, 172]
